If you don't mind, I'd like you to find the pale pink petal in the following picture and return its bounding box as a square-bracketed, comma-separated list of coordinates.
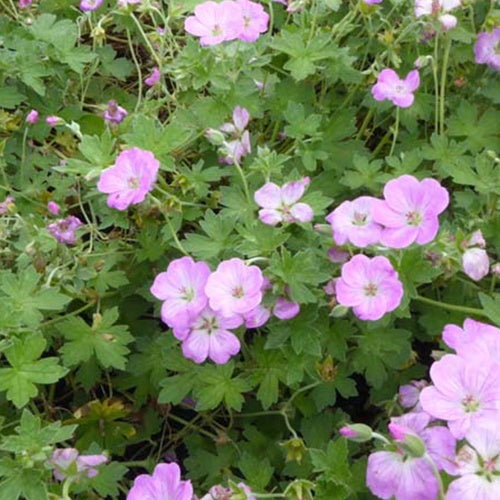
[289, 202, 313, 223]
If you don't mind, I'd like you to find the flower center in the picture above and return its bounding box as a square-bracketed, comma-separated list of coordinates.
[243, 16, 251, 28]
[127, 176, 139, 189]
[363, 282, 378, 297]
[200, 315, 218, 334]
[461, 394, 480, 413]
[352, 211, 367, 226]
[485, 458, 497, 473]
[232, 286, 245, 299]
[405, 210, 422, 226]
[394, 83, 406, 94]
[212, 24, 222, 36]
[179, 286, 194, 302]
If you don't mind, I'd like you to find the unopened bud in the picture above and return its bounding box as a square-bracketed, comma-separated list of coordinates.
[205, 128, 225, 146]
[331, 305, 349, 318]
[339, 423, 373, 442]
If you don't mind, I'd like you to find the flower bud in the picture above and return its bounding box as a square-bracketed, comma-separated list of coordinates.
[281, 437, 306, 463]
[439, 14, 457, 31]
[205, 129, 226, 146]
[492, 262, 500, 276]
[462, 248, 489, 281]
[331, 305, 349, 318]
[388, 423, 426, 457]
[283, 479, 315, 500]
[339, 423, 373, 442]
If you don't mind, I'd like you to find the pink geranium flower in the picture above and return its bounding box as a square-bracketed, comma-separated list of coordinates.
[236, 0, 269, 42]
[415, 0, 461, 31]
[97, 148, 160, 210]
[145, 67, 160, 87]
[442, 318, 500, 352]
[326, 196, 382, 248]
[179, 306, 243, 364]
[462, 248, 489, 282]
[474, 29, 500, 72]
[372, 175, 449, 249]
[51, 448, 107, 481]
[150, 257, 211, 331]
[47, 216, 83, 245]
[335, 255, 403, 321]
[273, 297, 300, 320]
[46, 116, 62, 127]
[19, 0, 32, 8]
[127, 463, 193, 500]
[447, 425, 500, 500]
[243, 304, 271, 328]
[205, 258, 264, 317]
[372, 69, 420, 108]
[254, 178, 313, 226]
[184, 1, 244, 46]
[219, 106, 251, 164]
[47, 201, 61, 215]
[419, 354, 500, 438]
[26, 109, 39, 124]
[104, 101, 128, 124]
[398, 380, 429, 412]
[79, 0, 103, 11]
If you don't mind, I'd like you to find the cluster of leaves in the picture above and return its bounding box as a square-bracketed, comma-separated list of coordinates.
[0, 0, 498, 498]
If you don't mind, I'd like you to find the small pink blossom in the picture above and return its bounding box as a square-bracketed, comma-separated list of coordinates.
[335, 254, 403, 321]
[236, 0, 269, 42]
[184, 1, 244, 46]
[47, 216, 83, 245]
[363, 0, 383, 4]
[205, 258, 264, 317]
[79, 0, 103, 11]
[464, 229, 486, 248]
[104, 101, 128, 124]
[273, 297, 300, 320]
[145, 67, 161, 87]
[339, 426, 358, 438]
[19, 0, 32, 7]
[47, 201, 61, 216]
[50, 448, 107, 481]
[254, 178, 313, 226]
[46, 116, 62, 127]
[327, 247, 349, 263]
[439, 13, 457, 31]
[219, 106, 251, 164]
[179, 306, 243, 364]
[127, 463, 193, 500]
[372, 175, 449, 249]
[0, 196, 14, 215]
[97, 148, 160, 211]
[419, 354, 500, 438]
[150, 257, 211, 331]
[474, 29, 500, 72]
[398, 380, 428, 412]
[26, 109, 39, 124]
[442, 318, 500, 353]
[371, 69, 420, 108]
[243, 304, 271, 328]
[326, 196, 382, 248]
[492, 262, 500, 276]
[462, 248, 489, 282]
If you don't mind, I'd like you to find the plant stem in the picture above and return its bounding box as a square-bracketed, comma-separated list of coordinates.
[130, 13, 161, 67]
[389, 107, 400, 157]
[414, 295, 488, 318]
[424, 454, 445, 500]
[233, 159, 251, 204]
[439, 36, 451, 135]
[126, 29, 143, 112]
[433, 35, 440, 133]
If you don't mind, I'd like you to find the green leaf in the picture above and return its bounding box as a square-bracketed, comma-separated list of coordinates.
[0, 87, 26, 109]
[479, 293, 500, 326]
[58, 308, 133, 370]
[310, 439, 352, 486]
[238, 452, 274, 491]
[0, 335, 67, 408]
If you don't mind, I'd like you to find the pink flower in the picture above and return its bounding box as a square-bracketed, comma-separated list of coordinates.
[326, 196, 382, 248]
[47, 201, 61, 215]
[104, 101, 128, 124]
[0, 196, 14, 215]
[26, 109, 39, 124]
[179, 306, 243, 364]
[243, 304, 271, 328]
[127, 463, 193, 500]
[79, 0, 103, 11]
[442, 318, 500, 352]
[273, 297, 300, 320]
[363, 0, 383, 4]
[371, 69, 420, 108]
[50, 448, 107, 481]
[220, 106, 250, 133]
[219, 106, 251, 164]
[464, 229, 486, 248]
[414, 0, 461, 18]
[439, 13, 457, 30]
[462, 248, 489, 281]
[46, 116, 62, 127]
[474, 29, 500, 72]
[492, 262, 500, 276]
[366, 450, 438, 500]
[419, 354, 500, 438]
[327, 247, 349, 263]
[205, 258, 264, 317]
[254, 178, 313, 226]
[447, 425, 500, 500]
[398, 380, 429, 412]
[145, 67, 161, 87]
[236, 0, 269, 42]
[150, 257, 211, 331]
[335, 255, 403, 321]
[46, 216, 83, 245]
[372, 175, 449, 249]
[19, 0, 32, 7]
[184, 1, 244, 46]
[97, 148, 160, 211]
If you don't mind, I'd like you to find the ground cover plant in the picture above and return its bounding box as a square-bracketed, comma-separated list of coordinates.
[0, 0, 499, 498]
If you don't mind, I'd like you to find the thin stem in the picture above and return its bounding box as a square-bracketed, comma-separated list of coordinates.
[424, 454, 445, 500]
[389, 107, 400, 157]
[439, 36, 451, 135]
[126, 29, 143, 112]
[232, 159, 251, 204]
[372, 129, 392, 157]
[130, 13, 161, 67]
[62, 477, 73, 500]
[413, 295, 488, 318]
[356, 109, 374, 141]
[433, 35, 439, 133]
[372, 432, 391, 445]
[20, 126, 29, 183]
